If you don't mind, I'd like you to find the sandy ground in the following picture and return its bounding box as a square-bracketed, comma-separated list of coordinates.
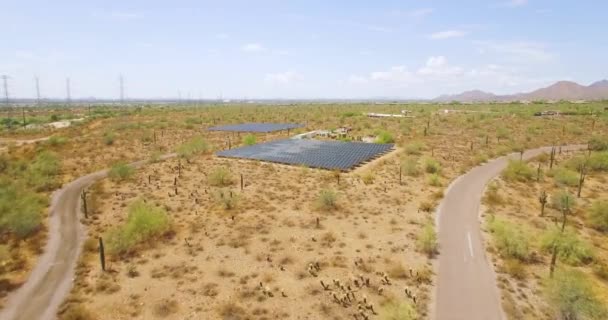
[64, 150, 442, 319]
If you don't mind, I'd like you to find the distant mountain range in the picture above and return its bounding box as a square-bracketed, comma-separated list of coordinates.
[434, 80, 608, 102]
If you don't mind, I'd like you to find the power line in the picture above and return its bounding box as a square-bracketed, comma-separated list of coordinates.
[119, 74, 124, 104]
[35, 76, 41, 106]
[66, 77, 71, 105]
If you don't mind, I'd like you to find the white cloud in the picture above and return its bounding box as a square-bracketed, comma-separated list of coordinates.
[417, 56, 464, 76]
[504, 0, 528, 7]
[265, 71, 300, 84]
[390, 8, 434, 18]
[475, 41, 555, 62]
[347, 75, 369, 84]
[429, 30, 467, 40]
[215, 33, 229, 40]
[241, 43, 266, 52]
[370, 65, 414, 84]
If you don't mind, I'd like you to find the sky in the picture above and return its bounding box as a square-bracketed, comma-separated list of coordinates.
[1, 0, 607, 100]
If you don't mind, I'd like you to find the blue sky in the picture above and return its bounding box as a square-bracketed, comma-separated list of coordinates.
[1, 0, 607, 99]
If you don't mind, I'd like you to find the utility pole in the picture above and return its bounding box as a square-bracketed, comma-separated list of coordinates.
[66, 77, 71, 106]
[2, 75, 11, 128]
[35, 76, 41, 106]
[119, 74, 124, 104]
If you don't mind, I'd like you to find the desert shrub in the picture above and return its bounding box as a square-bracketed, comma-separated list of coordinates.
[176, 136, 209, 158]
[108, 162, 134, 181]
[213, 189, 239, 210]
[587, 200, 608, 232]
[242, 134, 257, 146]
[588, 135, 608, 151]
[379, 300, 418, 320]
[545, 269, 607, 320]
[26, 151, 61, 191]
[60, 304, 96, 320]
[552, 167, 579, 187]
[588, 152, 608, 171]
[361, 171, 375, 185]
[47, 135, 68, 146]
[423, 158, 441, 174]
[106, 199, 170, 255]
[404, 141, 425, 155]
[0, 181, 45, 237]
[103, 132, 115, 145]
[496, 127, 509, 141]
[487, 217, 530, 261]
[208, 167, 232, 186]
[484, 183, 504, 206]
[592, 260, 608, 281]
[502, 160, 534, 182]
[401, 157, 420, 176]
[375, 130, 394, 144]
[317, 189, 338, 210]
[504, 259, 527, 280]
[541, 227, 594, 265]
[418, 201, 435, 212]
[418, 223, 438, 257]
[427, 173, 441, 187]
[552, 190, 576, 213]
[153, 299, 178, 317]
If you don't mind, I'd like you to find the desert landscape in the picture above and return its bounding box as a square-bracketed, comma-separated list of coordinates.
[0, 101, 606, 320]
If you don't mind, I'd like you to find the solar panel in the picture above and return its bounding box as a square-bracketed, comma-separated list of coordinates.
[208, 123, 303, 133]
[216, 139, 394, 170]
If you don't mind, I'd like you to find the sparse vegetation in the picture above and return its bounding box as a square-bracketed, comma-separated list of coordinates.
[487, 217, 530, 261]
[209, 167, 232, 186]
[317, 189, 338, 210]
[587, 200, 608, 232]
[242, 134, 257, 146]
[545, 270, 607, 320]
[108, 162, 135, 181]
[418, 223, 438, 257]
[502, 160, 535, 182]
[177, 136, 209, 158]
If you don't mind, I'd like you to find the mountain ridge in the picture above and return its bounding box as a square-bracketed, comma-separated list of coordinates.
[434, 80, 608, 102]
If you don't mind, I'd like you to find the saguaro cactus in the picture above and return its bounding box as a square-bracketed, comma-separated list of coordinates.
[99, 237, 106, 271]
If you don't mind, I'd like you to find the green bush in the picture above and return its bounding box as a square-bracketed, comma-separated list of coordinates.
[379, 300, 418, 320]
[588, 152, 608, 171]
[177, 136, 209, 158]
[106, 200, 170, 255]
[242, 134, 257, 146]
[423, 158, 441, 174]
[541, 227, 594, 265]
[208, 167, 232, 186]
[588, 201, 608, 232]
[317, 189, 338, 210]
[47, 135, 68, 146]
[0, 181, 45, 238]
[552, 167, 579, 187]
[418, 223, 438, 257]
[428, 173, 441, 187]
[552, 190, 576, 213]
[404, 141, 425, 155]
[401, 157, 420, 176]
[588, 136, 608, 151]
[213, 189, 239, 210]
[375, 131, 394, 144]
[502, 160, 535, 182]
[26, 151, 61, 191]
[545, 269, 607, 320]
[487, 217, 530, 261]
[108, 162, 135, 181]
[103, 132, 116, 145]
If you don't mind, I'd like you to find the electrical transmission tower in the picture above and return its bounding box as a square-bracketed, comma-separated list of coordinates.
[119, 74, 124, 104]
[66, 77, 71, 106]
[35, 76, 41, 106]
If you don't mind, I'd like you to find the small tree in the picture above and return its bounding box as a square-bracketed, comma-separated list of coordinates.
[108, 162, 135, 181]
[587, 200, 608, 232]
[545, 270, 607, 320]
[209, 167, 232, 186]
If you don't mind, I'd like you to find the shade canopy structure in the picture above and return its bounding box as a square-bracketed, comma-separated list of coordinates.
[216, 139, 394, 171]
[208, 123, 303, 133]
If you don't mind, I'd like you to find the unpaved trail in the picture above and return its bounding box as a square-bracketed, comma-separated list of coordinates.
[433, 145, 586, 320]
[0, 137, 50, 152]
[0, 154, 176, 320]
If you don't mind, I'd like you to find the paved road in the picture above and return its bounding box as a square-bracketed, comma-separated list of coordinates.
[0, 154, 175, 320]
[434, 145, 586, 320]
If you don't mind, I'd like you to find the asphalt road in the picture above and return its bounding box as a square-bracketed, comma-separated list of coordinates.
[434, 145, 586, 320]
[0, 154, 175, 320]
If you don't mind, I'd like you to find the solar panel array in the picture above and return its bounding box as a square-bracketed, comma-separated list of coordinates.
[216, 139, 394, 170]
[208, 123, 303, 133]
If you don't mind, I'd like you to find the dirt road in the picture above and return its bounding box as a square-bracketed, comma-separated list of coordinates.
[0, 154, 175, 320]
[433, 145, 586, 320]
[0, 137, 50, 153]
